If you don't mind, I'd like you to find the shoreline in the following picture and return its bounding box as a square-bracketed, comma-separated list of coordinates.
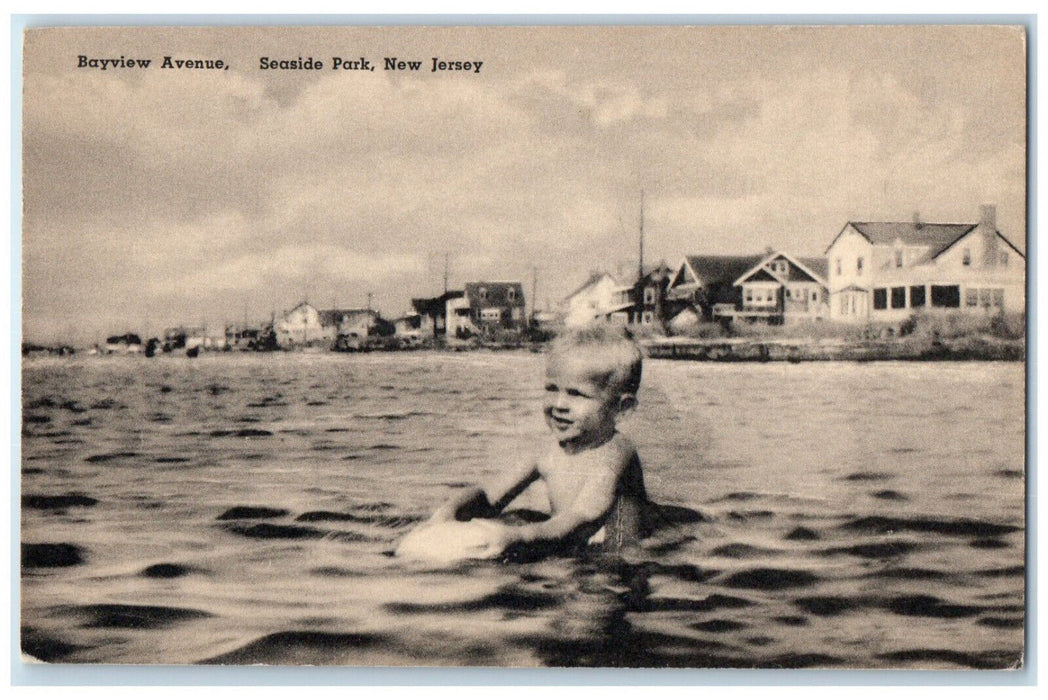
[22, 336, 1025, 363]
[639, 336, 1025, 363]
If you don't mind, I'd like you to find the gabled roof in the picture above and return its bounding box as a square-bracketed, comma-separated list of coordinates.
[412, 291, 465, 316]
[465, 281, 526, 307]
[675, 255, 765, 288]
[734, 251, 829, 287]
[562, 271, 626, 303]
[799, 257, 829, 280]
[825, 221, 975, 257]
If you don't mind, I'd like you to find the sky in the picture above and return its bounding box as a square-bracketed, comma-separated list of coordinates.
[21, 24, 1027, 345]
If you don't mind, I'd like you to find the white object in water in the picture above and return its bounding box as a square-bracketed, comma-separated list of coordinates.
[395, 520, 501, 563]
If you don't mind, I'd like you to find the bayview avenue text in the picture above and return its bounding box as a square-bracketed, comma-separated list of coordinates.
[76, 55, 484, 73]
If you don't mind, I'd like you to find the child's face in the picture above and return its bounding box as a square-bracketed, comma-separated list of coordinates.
[543, 353, 621, 449]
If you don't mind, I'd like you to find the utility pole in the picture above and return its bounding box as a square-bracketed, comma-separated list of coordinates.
[443, 253, 449, 294]
[638, 189, 645, 282]
[531, 265, 539, 325]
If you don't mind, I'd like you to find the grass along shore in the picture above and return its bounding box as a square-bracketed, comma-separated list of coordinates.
[640, 311, 1025, 362]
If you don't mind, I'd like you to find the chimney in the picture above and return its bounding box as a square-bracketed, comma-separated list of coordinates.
[912, 211, 922, 229]
[980, 204, 997, 229]
[980, 204, 998, 267]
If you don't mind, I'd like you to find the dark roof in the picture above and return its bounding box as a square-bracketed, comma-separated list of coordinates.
[798, 257, 829, 280]
[464, 281, 525, 307]
[411, 291, 465, 316]
[828, 222, 975, 258]
[683, 255, 764, 286]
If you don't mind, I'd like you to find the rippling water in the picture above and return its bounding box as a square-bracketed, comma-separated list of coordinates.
[20, 352, 1025, 668]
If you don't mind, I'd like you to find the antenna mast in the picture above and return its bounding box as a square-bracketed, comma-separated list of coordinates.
[638, 189, 645, 281]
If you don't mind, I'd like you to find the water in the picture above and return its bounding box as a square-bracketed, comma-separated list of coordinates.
[20, 352, 1025, 668]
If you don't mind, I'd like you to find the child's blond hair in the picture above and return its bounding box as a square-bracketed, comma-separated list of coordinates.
[548, 324, 644, 395]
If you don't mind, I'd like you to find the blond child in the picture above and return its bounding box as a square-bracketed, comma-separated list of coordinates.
[399, 325, 649, 561]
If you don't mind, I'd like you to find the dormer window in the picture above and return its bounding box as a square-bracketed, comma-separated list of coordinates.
[962, 248, 971, 266]
[507, 288, 516, 302]
[478, 287, 488, 301]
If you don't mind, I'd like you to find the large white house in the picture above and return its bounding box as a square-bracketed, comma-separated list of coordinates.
[825, 205, 1025, 323]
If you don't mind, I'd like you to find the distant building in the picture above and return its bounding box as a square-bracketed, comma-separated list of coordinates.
[462, 281, 527, 338]
[412, 290, 465, 339]
[628, 262, 675, 327]
[730, 251, 829, 324]
[825, 204, 1025, 323]
[275, 302, 330, 348]
[104, 333, 143, 354]
[321, 308, 392, 340]
[560, 271, 633, 327]
[666, 254, 765, 321]
[446, 294, 474, 339]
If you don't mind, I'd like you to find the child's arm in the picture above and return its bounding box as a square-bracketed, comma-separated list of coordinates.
[479, 464, 621, 555]
[429, 460, 540, 523]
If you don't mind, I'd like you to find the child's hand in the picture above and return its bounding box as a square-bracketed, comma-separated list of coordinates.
[470, 519, 514, 559]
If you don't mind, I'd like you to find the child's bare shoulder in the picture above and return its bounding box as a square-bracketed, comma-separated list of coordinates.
[609, 432, 638, 459]
[596, 433, 639, 475]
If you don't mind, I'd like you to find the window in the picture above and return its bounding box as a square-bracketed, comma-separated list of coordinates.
[931, 285, 961, 308]
[965, 289, 979, 307]
[642, 311, 653, 324]
[480, 307, 501, 321]
[992, 289, 1004, 308]
[507, 288, 516, 302]
[1001, 252, 1009, 267]
[644, 287, 655, 304]
[856, 257, 864, 275]
[478, 287, 488, 302]
[811, 290, 818, 302]
[873, 288, 888, 310]
[891, 287, 906, 309]
[978, 288, 993, 308]
[745, 289, 754, 303]
[835, 258, 842, 276]
[770, 260, 788, 275]
[895, 249, 904, 268]
[962, 248, 971, 266]
[839, 295, 848, 315]
[910, 286, 926, 308]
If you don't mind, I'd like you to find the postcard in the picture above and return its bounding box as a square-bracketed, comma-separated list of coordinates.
[19, 23, 1027, 670]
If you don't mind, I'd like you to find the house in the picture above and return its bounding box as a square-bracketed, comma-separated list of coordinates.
[628, 262, 675, 327]
[560, 271, 633, 327]
[446, 294, 475, 339]
[104, 333, 143, 354]
[275, 302, 330, 348]
[666, 254, 765, 321]
[825, 204, 1025, 323]
[321, 308, 392, 340]
[731, 251, 829, 324]
[462, 281, 527, 338]
[412, 290, 465, 339]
